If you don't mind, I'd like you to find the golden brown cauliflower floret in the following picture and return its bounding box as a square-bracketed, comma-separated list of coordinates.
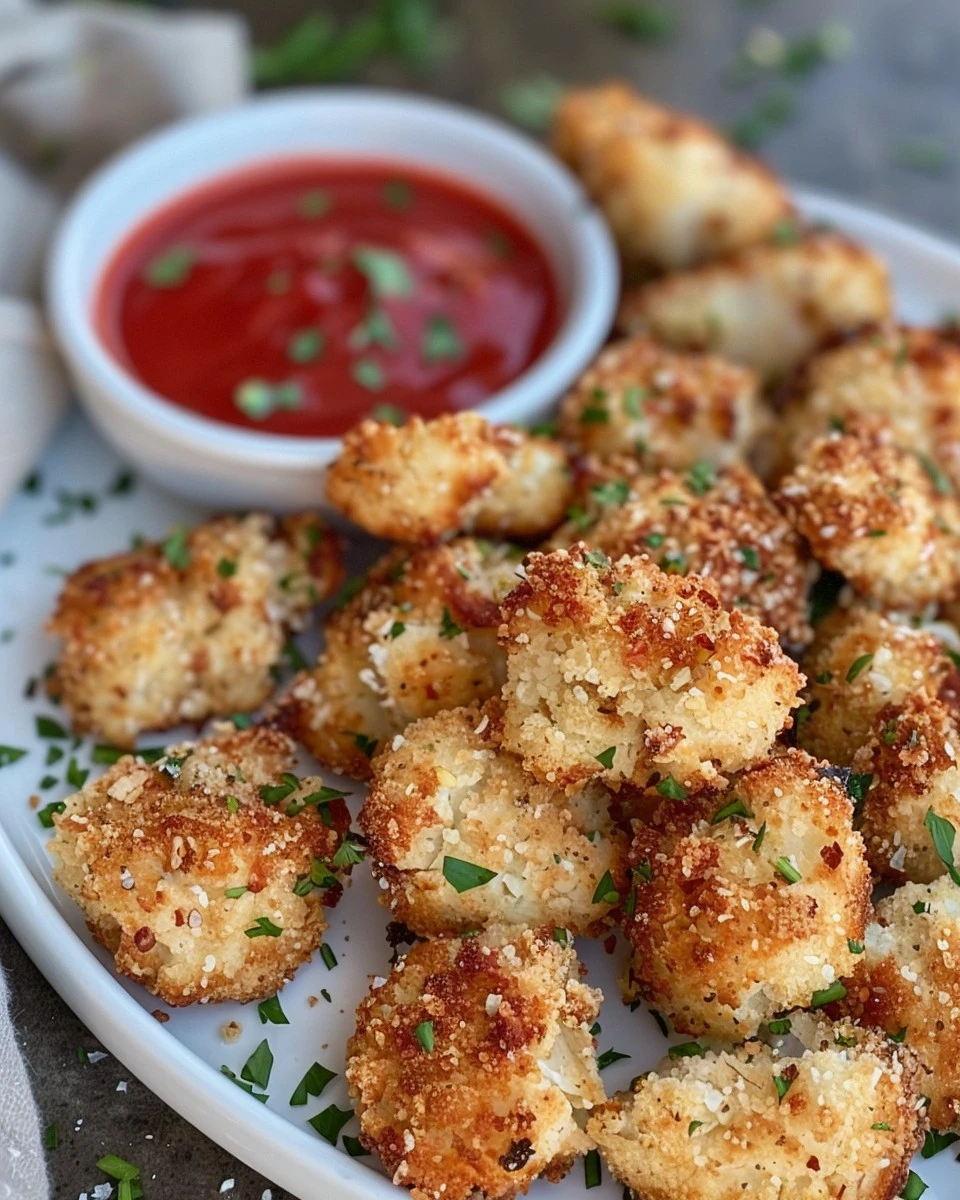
[587, 1017, 925, 1200]
[46, 513, 342, 748]
[325, 413, 572, 543]
[273, 539, 520, 780]
[48, 725, 351, 1006]
[777, 423, 960, 608]
[499, 548, 803, 793]
[553, 82, 793, 272]
[798, 606, 953, 765]
[550, 462, 812, 648]
[360, 701, 628, 937]
[345, 925, 604, 1200]
[557, 335, 764, 469]
[772, 324, 960, 484]
[623, 750, 870, 1038]
[618, 233, 892, 379]
[844, 878, 960, 1131]
[855, 693, 960, 883]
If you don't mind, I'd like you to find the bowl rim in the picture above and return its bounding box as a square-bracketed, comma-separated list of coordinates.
[47, 87, 619, 467]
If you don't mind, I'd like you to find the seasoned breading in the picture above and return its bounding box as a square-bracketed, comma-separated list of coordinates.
[48, 725, 351, 1006]
[856, 692, 960, 883]
[587, 1017, 925, 1200]
[46, 513, 342, 748]
[499, 548, 803, 792]
[272, 539, 521, 780]
[772, 324, 960, 484]
[623, 750, 870, 1038]
[325, 413, 572, 543]
[346, 926, 604, 1200]
[843, 877, 960, 1131]
[797, 606, 953, 765]
[557, 335, 765, 469]
[550, 462, 812, 648]
[618, 233, 892, 378]
[553, 83, 793, 271]
[360, 701, 629, 936]
[777, 422, 960, 608]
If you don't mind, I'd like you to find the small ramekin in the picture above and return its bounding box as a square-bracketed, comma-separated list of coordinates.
[47, 88, 619, 510]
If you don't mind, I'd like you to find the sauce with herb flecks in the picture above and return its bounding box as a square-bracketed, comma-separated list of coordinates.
[96, 159, 561, 437]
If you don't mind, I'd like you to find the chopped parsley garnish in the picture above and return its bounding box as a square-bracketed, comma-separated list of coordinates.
[738, 546, 761, 571]
[529, 419, 558, 438]
[916, 452, 953, 495]
[774, 856, 802, 884]
[46, 746, 63, 766]
[96, 1154, 141, 1200]
[685, 461, 715, 495]
[592, 870, 620, 905]
[352, 357, 385, 391]
[584, 549, 610, 568]
[846, 652, 874, 682]
[259, 773, 300, 805]
[297, 189, 332, 218]
[422, 315, 464, 363]
[892, 137, 952, 175]
[39, 774, 58, 790]
[161, 527, 190, 570]
[688, 1120, 703, 1136]
[710, 797, 753, 824]
[65, 758, 88, 789]
[0, 746, 27, 768]
[623, 385, 646, 416]
[371, 403, 406, 426]
[350, 306, 398, 352]
[656, 776, 687, 800]
[308, 1103, 353, 1146]
[599, 0, 676, 41]
[43, 1122, 57, 1150]
[809, 570, 845, 623]
[388, 620, 406, 639]
[245, 917, 283, 939]
[283, 639, 309, 671]
[350, 731, 378, 759]
[352, 245, 414, 298]
[224, 884, 246, 898]
[320, 944, 338, 970]
[846, 773, 873, 813]
[913, 900, 930, 915]
[216, 557, 237, 579]
[921, 1128, 959, 1158]
[767, 1018, 792, 1035]
[810, 980, 847, 1008]
[37, 801, 66, 828]
[591, 479, 630, 506]
[234, 378, 303, 420]
[290, 1061, 336, 1106]
[583, 1148, 602, 1189]
[92, 744, 123, 764]
[414, 1020, 435, 1052]
[342, 1135, 368, 1157]
[900, 1170, 928, 1200]
[888, 1027, 908, 1043]
[645, 532, 665, 549]
[439, 608, 465, 639]
[143, 245, 194, 288]
[596, 1047, 630, 1070]
[287, 328, 325, 364]
[668, 1041, 707, 1059]
[257, 995, 288, 1026]
[35, 715, 67, 739]
[553, 927, 570, 945]
[221, 1064, 268, 1103]
[501, 74, 566, 132]
[727, 89, 795, 149]
[872, 1121, 891, 1131]
[595, 746, 616, 770]
[774, 1070, 795, 1103]
[293, 858, 338, 897]
[108, 470, 136, 495]
[332, 832, 366, 868]
[442, 856, 497, 893]
[923, 808, 960, 884]
[230, 713, 252, 730]
[383, 179, 412, 210]
[241, 1041, 273, 1091]
[848, 939, 864, 954]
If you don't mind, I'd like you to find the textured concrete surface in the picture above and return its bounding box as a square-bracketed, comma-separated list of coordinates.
[5, 1, 960, 1196]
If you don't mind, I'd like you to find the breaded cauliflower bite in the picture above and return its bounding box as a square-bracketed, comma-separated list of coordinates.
[48, 725, 351, 1005]
[773, 324, 960, 484]
[325, 413, 572, 543]
[845, 878, 960, 1130]
[618, 233, 892, 379]
[778, 423, 960, 608]
[855, 692, 960, 883]
[346, 925, 604, 1200]
[550, 462, 812, 648]
[587, 1017, 925, 1200]
[360, 701, 628, 936]
[273, 539, 521, 780]
[798, 606, 953, 765]
[623, 750, 870, 1038]
[46, 513, 342, 747]
[553, 83, 793, 272]
[557, 335, 764, 469]
[499, 548, 803, 792]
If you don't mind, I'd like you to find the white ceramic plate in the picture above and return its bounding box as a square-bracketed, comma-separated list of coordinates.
[1, 188, 959, 1200]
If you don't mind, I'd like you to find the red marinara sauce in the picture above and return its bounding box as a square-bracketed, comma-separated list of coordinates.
[96, 159, 561, 437]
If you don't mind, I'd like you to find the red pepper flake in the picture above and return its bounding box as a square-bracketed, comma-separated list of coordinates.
[820, 842, 844, 869]
[807, 1156, 820, 1172]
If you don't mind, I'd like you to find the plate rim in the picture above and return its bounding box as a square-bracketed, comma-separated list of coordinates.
[2, 183, 959, 1200]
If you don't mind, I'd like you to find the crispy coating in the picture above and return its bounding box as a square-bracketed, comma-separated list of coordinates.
[550, 462, 812, 648]
[48, 725, 350, 1006]
[272, 539, 520, 780]
[325, 414, 572, 543]
[587, 1017, 925, 1200]
[777, 423, 960, 608]
[499, 548, 803, 792]
[798, 607, 953, 765]
[360, 701, 629, 936]
[553, 83, 793, 272]
[623, 750, 870, 1038]
[557, 335, 765, 469]
[856, 692, 960, 883]
[618, 233, 892, 378]
[773, 324, 960, 484]
[345, 925, 604, 1200]
[46, 513, 342, 748]
[844, 878, 960, 1130]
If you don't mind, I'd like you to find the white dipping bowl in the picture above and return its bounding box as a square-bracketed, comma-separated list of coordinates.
[47, 88, 619, 510]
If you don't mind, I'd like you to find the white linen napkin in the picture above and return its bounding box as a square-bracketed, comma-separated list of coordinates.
[0, 4, 249, 1195]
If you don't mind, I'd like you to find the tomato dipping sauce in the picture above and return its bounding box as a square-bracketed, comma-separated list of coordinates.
[96, 159, 561, 438]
